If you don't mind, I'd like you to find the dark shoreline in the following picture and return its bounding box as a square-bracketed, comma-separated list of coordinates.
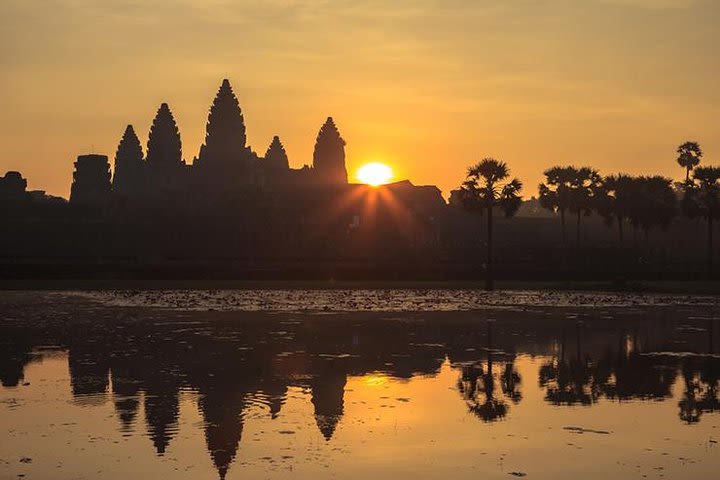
[1, 278, 718, 294]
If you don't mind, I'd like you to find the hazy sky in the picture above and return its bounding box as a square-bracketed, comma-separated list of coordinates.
[1, 0, 719, 199]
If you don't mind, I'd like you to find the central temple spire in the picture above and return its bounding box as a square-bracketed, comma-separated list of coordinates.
[146, 103, 182, 167]
[312, 117, 347, 184]
[195, 79, 247, 173]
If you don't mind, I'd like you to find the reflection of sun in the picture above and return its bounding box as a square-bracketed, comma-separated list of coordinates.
[357, 162, 393, 186]
[363, 373, 389, 387]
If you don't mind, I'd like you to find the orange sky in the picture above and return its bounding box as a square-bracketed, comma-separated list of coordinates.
[1, 0, 719, 199]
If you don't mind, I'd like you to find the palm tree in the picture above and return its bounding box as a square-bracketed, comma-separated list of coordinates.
[634, 176, 677, 242]
[567, 167, 602, 249]
[677, 141, 703, 181]
[596, 174, 635, 246]
[682, 166, 720, 277]
[538, 166, 575, 244]
[459, 158, 522, 290]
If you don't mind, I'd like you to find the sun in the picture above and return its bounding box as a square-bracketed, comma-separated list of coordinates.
[357, 162, 393, 186]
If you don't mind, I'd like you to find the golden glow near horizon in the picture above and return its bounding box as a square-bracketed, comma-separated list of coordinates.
[357, 162, 393, 186]
[1, 1, 719, 199]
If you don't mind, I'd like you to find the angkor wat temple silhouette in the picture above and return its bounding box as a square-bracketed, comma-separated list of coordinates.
[0, 79, 712, 280]
[72, 80, 358, 206]
[0, 78, 460, 277]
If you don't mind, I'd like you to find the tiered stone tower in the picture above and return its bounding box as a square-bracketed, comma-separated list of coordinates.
[312, 117, 347, 185]
[112, 125, 145, 199]
[70, 154, 112, 206]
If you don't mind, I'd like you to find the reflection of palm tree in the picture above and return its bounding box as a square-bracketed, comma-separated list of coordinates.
[457, 158, 522, 290]
[501, 362, 522, 404]
[606, 353, 676, 401]
[679, 366, 703, 424]
[539, 357, 597, 405]
[458, 361, 508, 422]
[679, 358, 720, 424]
[699, 360, 720, 414]
[539, 324, 598, 405]
[457, 323, 518, 422]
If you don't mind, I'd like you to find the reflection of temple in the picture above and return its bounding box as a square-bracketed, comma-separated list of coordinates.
[310, 370, 347, 440]
[2, 305, 719, 479]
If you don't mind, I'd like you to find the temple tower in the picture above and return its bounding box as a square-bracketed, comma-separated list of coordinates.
[195, 79, 250, 189]
[69, 154, 112, 207]
[264, 136, 289, 171]
[112, 125, 145, 198]
[312, 117, 347, 184]
[145, 103, 186, 196]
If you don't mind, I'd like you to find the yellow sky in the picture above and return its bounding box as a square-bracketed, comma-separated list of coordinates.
[1, 0, 719, 199]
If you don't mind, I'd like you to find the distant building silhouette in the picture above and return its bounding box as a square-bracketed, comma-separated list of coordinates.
[195, 79, 253, 190]
[0, 171, 28, 203]
[264, 136, 289, 172]
[100, 79, 352, 201]
[69, 154, 111, 207]
[145, 103, 187, 199]
[312, 117, 348, 184]
[112, 125, 145, 200]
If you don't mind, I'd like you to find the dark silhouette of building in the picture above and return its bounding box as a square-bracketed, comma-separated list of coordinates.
[0, 171, 27, 203]
[262, 135, 290, 188]
[98, 79, 353, 202]
[69, 154, 111, 207]
[195, 79, 255, 191]
[112, 125, 145, 200]
[312, 116, 348, 184]
[145, 103, 187, 199]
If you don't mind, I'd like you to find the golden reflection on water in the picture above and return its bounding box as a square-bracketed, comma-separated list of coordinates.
[2, 352, 719, 480]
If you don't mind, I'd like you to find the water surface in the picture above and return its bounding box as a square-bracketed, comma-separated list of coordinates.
[1, 291, 719, 479]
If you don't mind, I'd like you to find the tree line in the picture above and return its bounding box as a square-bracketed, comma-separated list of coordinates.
[459, 141, 719, 289]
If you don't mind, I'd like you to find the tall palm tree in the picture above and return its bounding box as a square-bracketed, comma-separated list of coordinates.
[634, 176, 677, 242]
[682, 166, 720, 277]
[677, 141, 703, 181]
[567, 167, 602, 249]
[596, 174, 635, 246]
[538, 166, 575, 245]
[459, 158, 522, 290]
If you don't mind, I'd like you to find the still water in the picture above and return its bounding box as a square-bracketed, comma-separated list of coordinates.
[1, 290, 719, 479]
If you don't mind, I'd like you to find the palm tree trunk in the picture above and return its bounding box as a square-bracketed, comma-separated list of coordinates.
[708, 215, 714, 279]
[617, 217, 625, 282]
[486, 204, 494, 291]
[576, 211, 581, 249]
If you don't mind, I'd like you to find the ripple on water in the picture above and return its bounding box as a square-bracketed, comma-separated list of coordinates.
[65, 289, 720, 312]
